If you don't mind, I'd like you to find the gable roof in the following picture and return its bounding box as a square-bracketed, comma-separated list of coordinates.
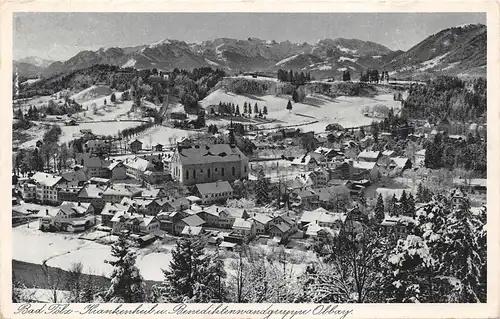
[250, 213, 272, 225]
[31, 172, 63, 187]
[270, 223, 290, 234]
[78, 184, 105, 198]
[102, 184, 142, 197]
[101, 202, 129, 216]
[180, 214, 206, 227]
[232, 218, 253, 230]
[124, 157, 153, 172]
[358, 150, 380, 159]
[196, 181, 233, 195]
[352, 161, 377, 170]
[390, 157, 410, 169]
[176, 144, 247, 165]
[61, 170, 87, 183]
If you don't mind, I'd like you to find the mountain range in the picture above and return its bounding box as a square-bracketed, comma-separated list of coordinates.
[14, 23, 486, 80]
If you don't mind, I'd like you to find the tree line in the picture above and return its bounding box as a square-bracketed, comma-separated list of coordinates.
[277, 69, 311, 86]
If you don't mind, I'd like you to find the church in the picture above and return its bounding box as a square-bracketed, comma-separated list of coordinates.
[170, 143, 249, 186]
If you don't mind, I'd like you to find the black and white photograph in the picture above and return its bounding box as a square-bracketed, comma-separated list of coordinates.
[7, 10, 492, 308]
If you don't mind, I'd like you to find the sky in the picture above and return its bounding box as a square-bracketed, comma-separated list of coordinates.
[13, 12, 486, 61]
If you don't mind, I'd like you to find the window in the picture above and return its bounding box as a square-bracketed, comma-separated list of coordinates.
[244, 166, 247, 173]
[193, 170, 196, 178]
[215, 168, 218, 172]
[208, 169, 211, 178]
[232, 167, 235, 176]
[222, 167, 225, 176]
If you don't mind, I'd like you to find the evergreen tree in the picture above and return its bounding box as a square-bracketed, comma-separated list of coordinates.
[388, 194, 398, 216]
[254, 103, 258, 114]
[289, 70, 294, 83]
[286, 100, 293, 112]
[406, 193, 416, 217]
[255, 170, 270, 205]
[292, 90, 299, 103]
[105, 231, 146, 302]
[248, 103, 252, 115]
[263, 106, 268, 115]
[243, 102, 248, 114]
[375, 194, 385, 223]
[104, 99, 107, 106]
[416, 183, 424, 202]
[399, 190, 408, 216]
[110, 93, 117, 103]
[159, 237, 226, 302]
[236, 105, 240, 115]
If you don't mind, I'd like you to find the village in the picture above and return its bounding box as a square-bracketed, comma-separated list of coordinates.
[12, 110, 487, 255]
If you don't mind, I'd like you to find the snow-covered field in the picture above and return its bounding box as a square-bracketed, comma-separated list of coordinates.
[13, 221, 312, 283]
[201, 89, 402, 132]
[59, 121, 144, 143]
[132, 125, 192, 149]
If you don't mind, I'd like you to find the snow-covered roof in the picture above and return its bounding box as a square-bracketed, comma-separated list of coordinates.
[390, 157, 410, 169]
[78, 184, 105, 198]
[291, 154, 315, 166]
[196, 181, 233, 196]
[382, 150, 395, 156]
[101, 202, 129, 216]
[31, 172, 63, 187]
[103, 184, 141, 197]
[358, 150, 380, 159]
[181, 214, 205, 227]
[219, 241, 237, 248]
[181, 226, 203, 236]
[124, 157, 153, 172]
[353, 161, 376, 170]
[300, 208, 346, 224]
[250, 213, 272, 225]
[416, 149, 426, 156]
[232, 218, 253, 230]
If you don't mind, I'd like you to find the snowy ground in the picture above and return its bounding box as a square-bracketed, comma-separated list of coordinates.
[59, 121, 144, 143]
[12, 221, 312, 283]
[132, 125, 192, 149]
[201, 89, 402, 132]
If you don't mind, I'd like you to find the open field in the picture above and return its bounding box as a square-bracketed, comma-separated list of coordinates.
[201, 89, 402, 132]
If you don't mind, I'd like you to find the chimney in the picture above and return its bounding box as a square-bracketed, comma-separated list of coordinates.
[216, 207, 219, 213]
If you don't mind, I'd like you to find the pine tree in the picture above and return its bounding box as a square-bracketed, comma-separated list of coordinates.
[388, 194, 398, 216]
[286, 100, 293, 112]
[110, 93, 116, 103]
[159, 237, 226, 302]
[254, 103, 258, 114]
[375, 194, 385, 223]
[399, 190, 408, 216]
[406, 193, 416, 217]
[104, 99, 107, 106]
[417, 183, 424, 202]
[248, 102, 252, 115]
[243, 102, 248, 114]
[105, 231, 146, 303]
[255, 170, 270, 205]
[263, 106, 268, 115]
[292, 90, 299, 103]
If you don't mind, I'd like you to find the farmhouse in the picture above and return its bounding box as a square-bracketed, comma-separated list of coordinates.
[195, 181, 234, 205]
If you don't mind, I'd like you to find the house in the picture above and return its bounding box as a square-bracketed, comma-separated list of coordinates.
[313, 185, 350, 211]
[268, 214, 298, 237]
[415, 149, 426, 167]
[291, 154, 318, 171]
[157, 210, 188, 233]
[300, 207, 346, 231]
[170, 144, 249, 186]
[31, 172, 65, 205]
[195, 181, 234, 205]
[20, 183, 36, 202]
[154, 144, 164, 152]
[174, 214, 206, 235]
[352, 161, 379, 182]
[110, 212, 160, 235]
[124, 157, 155, 180]
[81, 154, 111, 178]
[357, 150, 381, 162]
[102, 184, 142, 203]
[101, 202, 129, 226]
[249, 213, 272, 235]
[77, 184, 106, 213]
[232, 218, 256, 239]
[84, 139, 111, 155]
[290, 172, 316, 190]
[61, 169, 88, 187]
[314, 147, 340, 160]
[155, 196, 190, 212]
[107, 161, 128, 180]
[38, 201, 96, 232]
[129, 139, 143, 153]
[57, 187, 82, 203]
[379, 215, 416, 238]
[295, 189, 319, 208]
[390, 157, 412, 174]
[453, 178, 487, 194]
[305, 223, 339, 243]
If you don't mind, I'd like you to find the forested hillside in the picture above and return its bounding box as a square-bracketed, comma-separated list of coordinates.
[403, 76, 486, 122]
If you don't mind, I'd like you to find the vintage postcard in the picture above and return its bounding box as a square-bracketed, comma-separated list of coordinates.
[1, 1, 499, 319]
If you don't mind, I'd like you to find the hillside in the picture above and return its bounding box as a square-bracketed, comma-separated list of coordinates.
[384, 24, 486, 79]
